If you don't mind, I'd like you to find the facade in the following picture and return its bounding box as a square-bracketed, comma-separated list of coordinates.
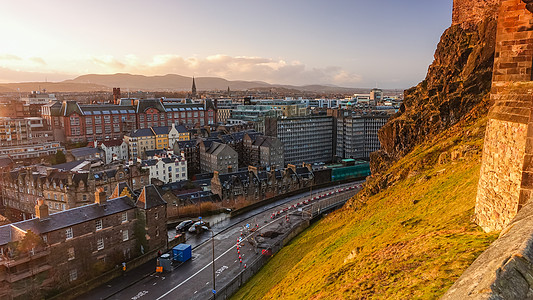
[174, 140, 200, 177]
[199, 140, 238, 174]
[0, 118, 33, 146]
[0, 162, 148, 220]
[152, 126, 170, 150]
[0, 184, 167, 299]
[211, 164, 314, 202]
[95, 140, 129, 164]
[124, 128, 155, 160]
[168, 124, 190, 148]
[266, 116, 334, 165]
[41, 99, 215, 143]
[0, 142, 64, 161]
[332, 109, 392, 160]
[141, 154, 187, 184]
[228, 105, 280, 133]
[243, 133, 284, 169]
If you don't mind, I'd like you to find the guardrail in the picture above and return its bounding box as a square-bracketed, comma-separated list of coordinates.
[207, 188, 359, 300]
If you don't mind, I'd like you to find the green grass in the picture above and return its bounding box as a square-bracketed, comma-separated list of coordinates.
[232, 116, 498, 300]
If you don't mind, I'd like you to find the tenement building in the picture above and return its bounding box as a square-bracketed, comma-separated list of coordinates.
[0, 162, 148, 220]
[0, 184, 167, 299]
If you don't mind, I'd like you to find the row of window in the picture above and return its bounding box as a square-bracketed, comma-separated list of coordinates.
[65, 212, 128, 240]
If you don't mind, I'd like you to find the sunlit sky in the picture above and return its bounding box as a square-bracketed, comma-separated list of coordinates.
[0, 0, 452, 89]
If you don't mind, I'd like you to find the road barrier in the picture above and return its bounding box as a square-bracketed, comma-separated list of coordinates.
[207, 188, 357, 300]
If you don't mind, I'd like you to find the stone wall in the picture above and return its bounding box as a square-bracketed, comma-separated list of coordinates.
[475, 0, 533, 232]
[452, 0, 499, 28]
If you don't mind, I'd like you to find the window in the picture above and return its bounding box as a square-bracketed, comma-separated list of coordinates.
[95, 219, 103, 231]
[69, 269, 77, 282]
[83, 194, 87, 201]
[86, 118, 93, 125]
[122, 230, 129, 241]
[68, 247, 75, 260]
[121, 212, 128, 223]
[66, 227, 73, 240]
[94, 116, 102, 125]
[97, 238, 104, 250]
[104, 115, 111, 123]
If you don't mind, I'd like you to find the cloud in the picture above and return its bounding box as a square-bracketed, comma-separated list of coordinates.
[29, 57, 46, 65]
[90, 55, 126, 70]
[0, 54, 22, 61]
[92, 54, 363, 86]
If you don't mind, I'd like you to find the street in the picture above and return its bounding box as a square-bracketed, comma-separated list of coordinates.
[79, 181, 362, 300]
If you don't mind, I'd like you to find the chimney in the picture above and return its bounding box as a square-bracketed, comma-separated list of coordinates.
[35, 198, 49, 220]
[95, 187, 107, 205]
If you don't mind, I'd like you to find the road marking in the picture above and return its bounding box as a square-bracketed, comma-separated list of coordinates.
[131, 291, 148, 300]
[156, 184, 362, 300]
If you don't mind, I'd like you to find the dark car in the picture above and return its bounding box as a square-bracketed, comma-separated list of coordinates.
[176, 220, 193, 232]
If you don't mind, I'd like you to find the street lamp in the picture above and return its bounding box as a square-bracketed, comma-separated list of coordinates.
[210, 229, 216, 298]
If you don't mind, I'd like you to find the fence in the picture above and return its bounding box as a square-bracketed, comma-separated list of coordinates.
[207, 189, 357, 300]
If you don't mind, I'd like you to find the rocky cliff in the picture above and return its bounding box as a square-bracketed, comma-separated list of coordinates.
[372, 3, 498, 178]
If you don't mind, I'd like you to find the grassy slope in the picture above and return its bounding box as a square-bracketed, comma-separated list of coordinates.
[233, 115, 498, 300]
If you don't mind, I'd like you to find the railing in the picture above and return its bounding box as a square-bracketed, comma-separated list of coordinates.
[207, 189, 358, 300]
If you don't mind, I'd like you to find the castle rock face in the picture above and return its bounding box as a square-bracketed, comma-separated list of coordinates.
[372, 0, 498, 175]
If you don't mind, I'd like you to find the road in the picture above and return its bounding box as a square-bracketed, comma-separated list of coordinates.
[80, 181, 362, 300]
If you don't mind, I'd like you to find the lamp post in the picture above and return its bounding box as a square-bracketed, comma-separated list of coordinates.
[210, 229, 216, 298]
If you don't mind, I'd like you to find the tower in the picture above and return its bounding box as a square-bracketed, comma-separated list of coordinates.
[191, 77, 197, 99]
[475, 0, 533, 232]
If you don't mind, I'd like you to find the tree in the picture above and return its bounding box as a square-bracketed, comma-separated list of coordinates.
[55, 150, 66, 164]
[18, 230, 45, 254]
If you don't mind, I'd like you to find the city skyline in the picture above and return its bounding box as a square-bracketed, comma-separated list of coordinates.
[0, 0, 452, 89]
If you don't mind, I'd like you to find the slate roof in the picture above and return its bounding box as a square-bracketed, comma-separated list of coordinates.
[140, 159, 157, 167]
[52, 160, 90, 171]
[100, 140, 124, 147]
[59, 101, 82, 117]
[0, 196, 135, 246]
[71, 147, 100, 159]
[136, 99, 166, 113]
[129, 128, 155, 138]
[174, 125, 188, 133]
[145, 149, 168, 158]
[152, 126, 169, 135]
[136, 185, 166, 209]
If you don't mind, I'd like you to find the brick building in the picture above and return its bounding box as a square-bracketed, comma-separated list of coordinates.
[0, 184, 167, 299]
[41, 99, 215, 143]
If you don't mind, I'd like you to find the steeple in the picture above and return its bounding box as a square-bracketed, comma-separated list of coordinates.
[191, 76, 197, 99]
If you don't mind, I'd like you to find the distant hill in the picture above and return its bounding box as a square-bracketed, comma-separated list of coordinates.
[0, 82, 110, 93]
[0, 73, 400, 94]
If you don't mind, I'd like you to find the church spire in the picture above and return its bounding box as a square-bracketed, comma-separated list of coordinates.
[191, 76, 197, 99]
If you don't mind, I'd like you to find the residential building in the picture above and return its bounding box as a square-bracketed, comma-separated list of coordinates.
[152, 126, 170, 150]
[168, 124, 190, 148]
[199, 140, 238, 174]
[0, 162, 148, 220]
[243, 133, 284, 169]
[211, 164, 314, 202]
[141, 154, 187, 184]
[0, 184, 167, 300]
[124, 128, 155, 160]
[265, 115, 334, 165]
[95, 140, 129, 164]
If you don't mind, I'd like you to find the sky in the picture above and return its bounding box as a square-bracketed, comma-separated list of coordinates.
[0, 0, 452, 89]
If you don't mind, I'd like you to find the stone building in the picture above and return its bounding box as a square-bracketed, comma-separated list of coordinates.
[199, 140, 238, 174]
[0, 184, 167, 299]
[141, 154, 187, 184]
[124, 128, 155, 160]
[0, 162, 148, 220]
[95, 139, 129, 164]
[243, 133, 284, 169]
[211, 164, 314, 202]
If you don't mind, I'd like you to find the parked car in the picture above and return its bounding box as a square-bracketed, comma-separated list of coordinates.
[176, 220, 193, 232]
[188, 220, 207, 233]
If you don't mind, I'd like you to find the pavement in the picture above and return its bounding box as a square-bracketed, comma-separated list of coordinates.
[78, 181, 362, 300]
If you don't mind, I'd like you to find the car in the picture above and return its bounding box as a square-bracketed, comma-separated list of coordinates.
[176, 220, 193, 232]
[188, 220, 207, 233]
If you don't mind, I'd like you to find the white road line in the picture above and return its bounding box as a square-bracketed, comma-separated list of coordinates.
[157, 186, 360, 299]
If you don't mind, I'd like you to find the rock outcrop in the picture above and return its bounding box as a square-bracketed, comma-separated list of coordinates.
[443, 202, 533, 299]
[372, 2, 498, 176]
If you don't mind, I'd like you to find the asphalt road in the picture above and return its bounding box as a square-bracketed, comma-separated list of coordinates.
[80, 181, 362, 300]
